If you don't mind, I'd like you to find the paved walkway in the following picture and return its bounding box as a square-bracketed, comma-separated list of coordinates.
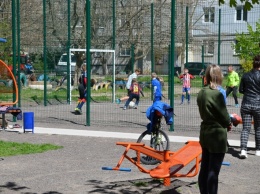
[9, 126, 255, 148]
[0, 126, 259, 194]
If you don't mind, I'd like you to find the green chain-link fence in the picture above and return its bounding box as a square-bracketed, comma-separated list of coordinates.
[0, 0, 259, 131]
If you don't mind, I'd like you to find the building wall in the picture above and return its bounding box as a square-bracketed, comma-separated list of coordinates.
[191, 1, 260, 65]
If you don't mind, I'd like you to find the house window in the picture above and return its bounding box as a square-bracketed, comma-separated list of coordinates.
[203, 7, 215, 23]
[236, 6, 247, 21]
[232, 40, 245, 55]
[203, 40, 214, 55]
[119, 48, 131, 57]
[232, 40, 240, 55]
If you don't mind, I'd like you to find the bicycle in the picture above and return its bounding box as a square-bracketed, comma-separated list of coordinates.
[136, 103, 173, 165]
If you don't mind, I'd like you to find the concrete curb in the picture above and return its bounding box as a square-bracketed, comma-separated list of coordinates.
[10, 127, 255, 148]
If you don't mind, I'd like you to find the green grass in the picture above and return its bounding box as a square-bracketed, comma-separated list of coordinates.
[90, 95, 111, 101]
[133, 181, 148, 187]
[0, 140, 63, 157]
[0, 75, 242, 103]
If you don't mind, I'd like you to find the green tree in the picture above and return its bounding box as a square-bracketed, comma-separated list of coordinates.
[0, 22, 12, 64]
[232, 20, 260, 72]
[219, 0, 260, 11]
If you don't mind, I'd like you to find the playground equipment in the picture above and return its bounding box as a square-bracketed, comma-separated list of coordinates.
[0, 60, 22, 130]
[102, 108, 247, 186]
[0, 60, 18, 106]
[102, 140, 202, 186]
[102, 101, 200, 186]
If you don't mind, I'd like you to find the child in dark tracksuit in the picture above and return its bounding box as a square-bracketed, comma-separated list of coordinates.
[123, 79, 144, 110]
[75, 64, 87, 114]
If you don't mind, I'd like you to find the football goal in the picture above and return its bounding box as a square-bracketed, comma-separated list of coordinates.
[68, 48, 116, 103]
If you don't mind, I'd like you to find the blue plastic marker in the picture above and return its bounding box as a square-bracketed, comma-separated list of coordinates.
[102, 167, 131, 172]
[222, 161, 230, 166]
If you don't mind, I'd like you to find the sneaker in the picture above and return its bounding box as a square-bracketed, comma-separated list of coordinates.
[13, 124, 22, 128]
[116, 99, 121, 104]
[133, 106, 137, 109]
[240, 150, 248, 159]
[75, 108, 82, 115]
[256, 150, 260, 156]
[123, 106, 127, 110]
[8, 125, 14, 129]
[235, 104, 240, 108]
[188, 101, 190, 105]
[180, 102, 183, 105]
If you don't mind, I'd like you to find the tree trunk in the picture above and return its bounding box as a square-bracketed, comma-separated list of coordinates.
[102, 62, 108, 75]
[101, 56, 108, 75]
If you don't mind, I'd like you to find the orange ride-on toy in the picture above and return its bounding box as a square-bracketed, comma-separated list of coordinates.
[102, 102, 203, 186]
[102, 104, 239, 186]
[102, 140, 202, 186]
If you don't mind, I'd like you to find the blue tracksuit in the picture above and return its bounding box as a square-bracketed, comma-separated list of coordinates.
[146, 101, 173, 132]
[152, 78, 162, 102]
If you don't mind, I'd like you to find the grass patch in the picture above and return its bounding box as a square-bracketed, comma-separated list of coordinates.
[90, 95, 111, 101]
[0, 140, 63, 157]
[133, 181, 148, 187]
[1, 75, 243, 103]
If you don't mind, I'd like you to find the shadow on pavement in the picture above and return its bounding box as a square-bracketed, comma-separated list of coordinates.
[0, 182, 62, 194]
[227, 146, 256, 159]
[0, 182, 29, 192]
[227, 147, 241, 159]
[86, 178, 199, 194]
[48, 116, 86, 126]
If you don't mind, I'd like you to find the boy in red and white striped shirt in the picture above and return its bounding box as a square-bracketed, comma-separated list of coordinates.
[178, 68, 195, 104]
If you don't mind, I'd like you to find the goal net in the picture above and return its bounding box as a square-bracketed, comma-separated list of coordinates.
[68, 48, 116, 104]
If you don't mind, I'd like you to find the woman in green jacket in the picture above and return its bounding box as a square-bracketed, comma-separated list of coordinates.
[197, 64, 231, 194]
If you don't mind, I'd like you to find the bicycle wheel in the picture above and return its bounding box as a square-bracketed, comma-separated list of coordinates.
[136, 129, 170, 165]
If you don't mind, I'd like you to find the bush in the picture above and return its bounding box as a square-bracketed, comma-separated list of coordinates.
[240, 59, 252, 73]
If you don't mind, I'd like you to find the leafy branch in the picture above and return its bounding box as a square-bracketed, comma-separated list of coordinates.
[219, 0, 260, 11]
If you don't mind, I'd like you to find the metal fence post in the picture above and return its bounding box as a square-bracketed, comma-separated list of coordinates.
[170, 0, 176, 132]
[86, 0, 91, 126]
[218, 9, 221, 65]
[67, 0, 71, 104]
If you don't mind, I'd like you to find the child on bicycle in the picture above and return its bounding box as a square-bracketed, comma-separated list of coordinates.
[123, 78, 144, 110]
[146, 101, 173, 133]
